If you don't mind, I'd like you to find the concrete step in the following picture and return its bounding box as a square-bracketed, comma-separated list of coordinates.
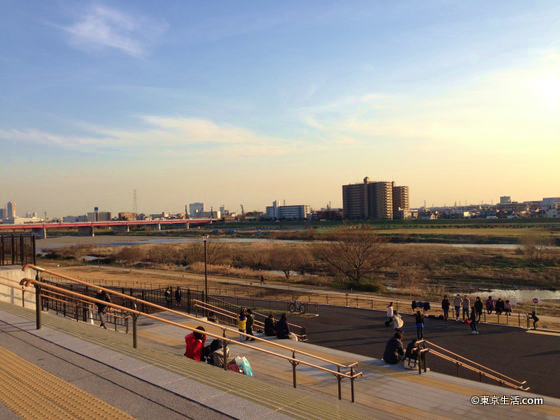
[0, 302, 392, 420]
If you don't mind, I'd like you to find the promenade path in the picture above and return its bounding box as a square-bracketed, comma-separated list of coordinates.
[1, 299, 560, 419]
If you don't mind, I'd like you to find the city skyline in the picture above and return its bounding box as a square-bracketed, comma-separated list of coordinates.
[1, 1, 560, 216]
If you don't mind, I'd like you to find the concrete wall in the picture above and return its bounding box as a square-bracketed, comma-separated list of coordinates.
[0, 266, 36, 310]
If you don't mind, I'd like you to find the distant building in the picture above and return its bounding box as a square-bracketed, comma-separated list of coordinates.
[6, 216, 42, 224]
[118, 212, 137, 221]
[189, 203, 204, 217]
[392, 184, 410, 220]
[7, 201, 16, 219]
[278, 205, 310, 220]
[500, 196, 512, 204]
[266, 201, 310, 220]
[342, 177, 399, 220]
[87, 211, 111, 222]
[316, 208, 343, 221]
[199, 210, 221, 219]
[25, 212, 39, 218]
[265, 200, 281, 220]
[542, 197, 560, 207]
[0, 208, 4, 220]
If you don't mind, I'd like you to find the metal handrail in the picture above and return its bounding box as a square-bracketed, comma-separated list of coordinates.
[21, 265, 363, 401]
[421, 340, 529, 391]
[24, 265, 346, 367]
[423, 340, 526, 386]
[0, 275, 34, 289]
[193, 300, 266, 329]
[41, 293, 131, 321]
[193, 301, 307, 343]
[429, 349, 529, 391]
[193, 302, 266, 330]
[208, 296, 306, 330]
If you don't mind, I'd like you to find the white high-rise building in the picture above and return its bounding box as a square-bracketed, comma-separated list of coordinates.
[189, 203, 204, 217]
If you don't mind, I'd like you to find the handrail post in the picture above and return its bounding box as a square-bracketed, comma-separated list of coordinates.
[350, 367, 355, 403]
[291, 351, 299, 388]
[34, 284, 42, 330]
[337, 366, 342, 400]
[132, 314, 138, 349]
[221, 337, 229, 371]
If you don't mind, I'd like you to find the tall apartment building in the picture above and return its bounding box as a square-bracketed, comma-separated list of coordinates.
[343, 177, 408, 220]
[7, 201, 16, 219]
[392, 184, 410, 219]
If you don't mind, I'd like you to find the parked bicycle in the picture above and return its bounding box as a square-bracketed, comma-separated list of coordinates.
[288, 300, 307, 314]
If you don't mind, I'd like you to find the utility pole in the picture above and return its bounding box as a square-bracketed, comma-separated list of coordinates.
[203, 235, 209, 304]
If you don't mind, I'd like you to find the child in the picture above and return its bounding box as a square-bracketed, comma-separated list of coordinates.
[528, 311, 539, 330]
[415, 310, 424, 339]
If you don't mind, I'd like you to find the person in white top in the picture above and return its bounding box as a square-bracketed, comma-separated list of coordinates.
[385, 302, 394, 327]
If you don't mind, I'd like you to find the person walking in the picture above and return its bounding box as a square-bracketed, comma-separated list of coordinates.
[441, 295, 450, 320]
[415, 310, 424, 339]
[245, 309, 255, 341]
[474, 297, 483, 322]
[175, 286, 182, 307]
[469, 306, 479, 334]
[528, 311, 539, 330]
[164, 286, 172, 309]
[453, 294, 462, 321]
[95, 289, 112, 329]
[260, 275, 265, 285]
[462, 295, 470, 320]
[237, 308, 247, 339]
[385, 302, 394, 327]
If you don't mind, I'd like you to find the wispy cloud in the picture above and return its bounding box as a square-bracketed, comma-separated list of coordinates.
[62, 5, 167, 57]
[0, 116, 315, 159]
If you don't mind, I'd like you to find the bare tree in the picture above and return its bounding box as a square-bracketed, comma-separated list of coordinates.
[519, 233, 554, 264]
[189, 239, 229, 265]
[313, 227, 394, 284]
[268, 246, 309, 280]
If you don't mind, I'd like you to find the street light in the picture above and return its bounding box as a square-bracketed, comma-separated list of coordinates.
[203, 235, 209, 304]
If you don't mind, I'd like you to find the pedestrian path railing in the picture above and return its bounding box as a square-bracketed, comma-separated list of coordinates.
[20, 264, 363, 402]
[421, 340, 529, 391]
[206, 296, 307, 339]
[193, 300, 266, 330]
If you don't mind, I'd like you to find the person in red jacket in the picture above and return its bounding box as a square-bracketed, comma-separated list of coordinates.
[185, 326, 206, 361]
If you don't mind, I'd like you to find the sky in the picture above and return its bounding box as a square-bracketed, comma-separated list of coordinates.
[1, 1, 559, 217]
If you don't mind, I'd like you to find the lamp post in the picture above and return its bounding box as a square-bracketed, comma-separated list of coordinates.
[203, 235, 209, 304]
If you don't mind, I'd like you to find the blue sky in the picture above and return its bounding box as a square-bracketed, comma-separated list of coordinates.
[1, 1, 559, 216]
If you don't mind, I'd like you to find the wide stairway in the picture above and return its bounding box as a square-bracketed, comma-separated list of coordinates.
[2, 263, 560, 419]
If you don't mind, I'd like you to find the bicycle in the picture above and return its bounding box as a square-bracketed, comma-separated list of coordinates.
[288, 300, 307, 314]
